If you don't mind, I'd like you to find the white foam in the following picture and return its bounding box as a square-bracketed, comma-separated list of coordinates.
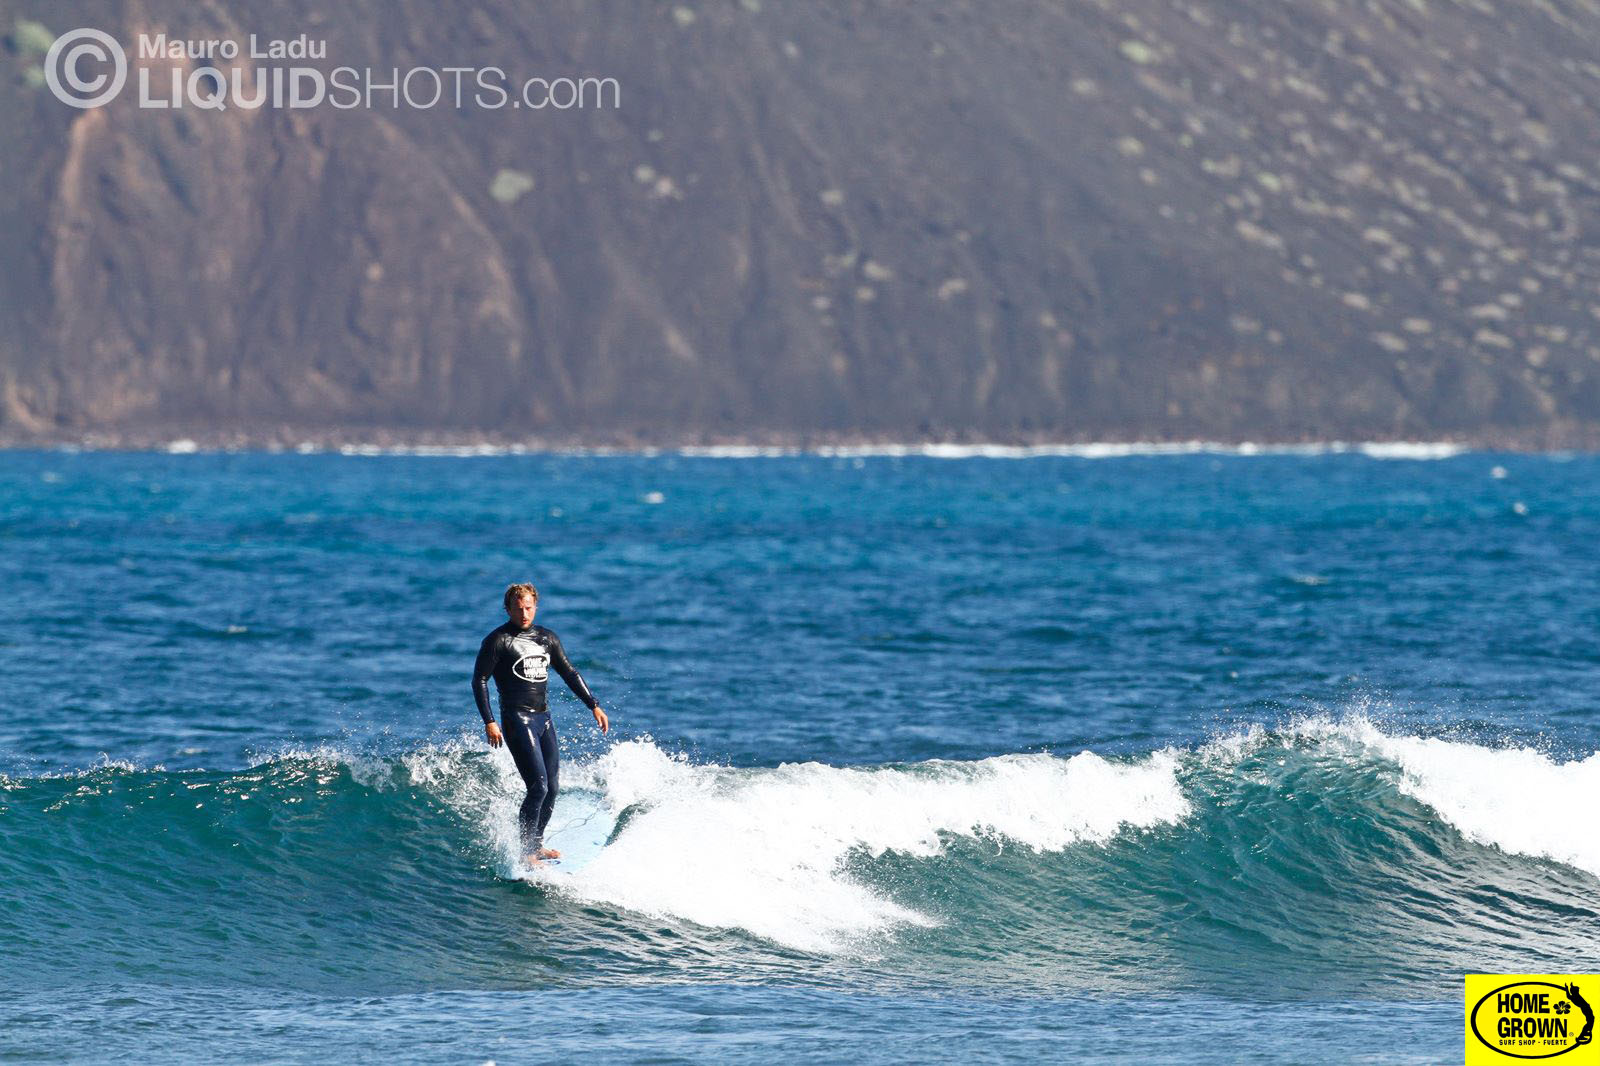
[680, 442, 1260, 459]
[1249, 716, 1600, 880]
[246, 738, 535, 864]
[294, 440, 1476, 460]
[335, 442, 539, 457]
[1, 754, 160, 788]
[675, 441, 1470, 459]
[669, 445, 796, 458]
[395, 737, 533, 863]
[1355, 441, 1466, 460]
[1193, 721, 1272, 768]
[1357, 728, 1600, 879]
[554, 740, 1189, 952]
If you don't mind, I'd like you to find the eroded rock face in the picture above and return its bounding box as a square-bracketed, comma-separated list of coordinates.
[3, 0, 1599, 443]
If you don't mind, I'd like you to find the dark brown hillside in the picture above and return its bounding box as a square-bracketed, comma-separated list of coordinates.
[3, 0, 1600, 445]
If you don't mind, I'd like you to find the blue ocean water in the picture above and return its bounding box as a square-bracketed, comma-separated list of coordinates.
[2, 447, 1597, 1063]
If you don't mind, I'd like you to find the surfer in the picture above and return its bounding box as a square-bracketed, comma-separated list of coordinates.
[472, 583, 609, 865]
[1569, 983, 1594, 1046]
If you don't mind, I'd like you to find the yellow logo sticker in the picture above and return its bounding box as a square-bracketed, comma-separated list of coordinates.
[1466, 975, 1599, 1065]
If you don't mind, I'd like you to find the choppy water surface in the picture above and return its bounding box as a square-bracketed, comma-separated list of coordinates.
[2, 448, 1596, 1063]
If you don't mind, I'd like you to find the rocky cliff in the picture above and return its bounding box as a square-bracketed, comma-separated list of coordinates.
[3, 0, 1600, 445]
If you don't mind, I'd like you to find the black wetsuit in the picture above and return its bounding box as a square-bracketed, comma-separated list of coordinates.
[472, 622, 598, 852]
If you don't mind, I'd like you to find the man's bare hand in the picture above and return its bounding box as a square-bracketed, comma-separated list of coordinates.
[485, 721, 503, 748]
[592, 706, 610, 734]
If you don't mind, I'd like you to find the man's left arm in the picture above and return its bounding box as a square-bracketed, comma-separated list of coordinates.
[549, 634, 609, 734]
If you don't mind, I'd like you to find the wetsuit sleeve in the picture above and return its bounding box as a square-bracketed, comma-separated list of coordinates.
[548, 633, 599, 709]
[472, 632, 501, 725]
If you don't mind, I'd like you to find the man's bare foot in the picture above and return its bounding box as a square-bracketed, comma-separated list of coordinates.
[524, 852, 547, 867]
[535, 846, 562, 860]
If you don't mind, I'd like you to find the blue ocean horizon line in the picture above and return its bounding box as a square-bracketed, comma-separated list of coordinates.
[4, 437, 1566, 459]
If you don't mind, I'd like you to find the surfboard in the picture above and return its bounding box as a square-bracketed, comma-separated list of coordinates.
[523, 789, 613, 877]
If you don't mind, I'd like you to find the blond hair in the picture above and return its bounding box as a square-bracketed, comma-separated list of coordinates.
[503, 582, 539, 610]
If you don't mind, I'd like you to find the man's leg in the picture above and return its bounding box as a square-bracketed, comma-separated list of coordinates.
[534, 718, 560, 852]
[502, 713, 549, 855]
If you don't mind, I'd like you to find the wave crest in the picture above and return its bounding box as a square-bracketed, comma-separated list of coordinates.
[558, 741, 1190, 952]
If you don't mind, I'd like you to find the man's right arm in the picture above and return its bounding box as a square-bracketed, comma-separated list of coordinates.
[472, 632, 500, 726]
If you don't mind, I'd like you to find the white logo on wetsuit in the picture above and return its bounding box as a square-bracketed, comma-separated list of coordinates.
[511, 637, 549, 683]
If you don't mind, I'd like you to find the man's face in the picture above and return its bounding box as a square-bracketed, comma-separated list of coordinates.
[507, 594, 537, 629]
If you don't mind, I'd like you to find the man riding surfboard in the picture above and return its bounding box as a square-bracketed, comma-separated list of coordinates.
[472, 583, 609, 864]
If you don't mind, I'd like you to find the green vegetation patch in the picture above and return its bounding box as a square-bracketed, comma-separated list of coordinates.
[489, 168, 536, 205]
[11, 19, 55, 56]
